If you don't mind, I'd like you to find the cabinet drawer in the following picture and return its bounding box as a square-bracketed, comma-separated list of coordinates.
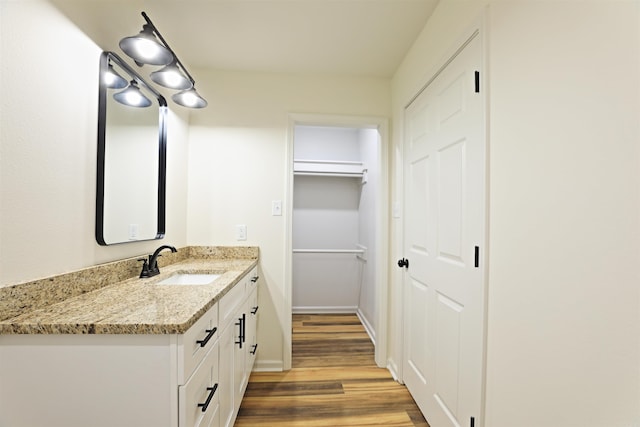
[219, 280, 246, 329]
[179, 303, 219, 383]
[179, 342, 219, 427]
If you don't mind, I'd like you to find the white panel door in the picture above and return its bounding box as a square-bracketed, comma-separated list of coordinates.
[402, 33, 485, 427]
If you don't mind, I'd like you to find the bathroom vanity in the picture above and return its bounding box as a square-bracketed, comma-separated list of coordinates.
[0, 247, 259, 427]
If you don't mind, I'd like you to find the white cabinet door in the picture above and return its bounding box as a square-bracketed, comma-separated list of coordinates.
[233, 301, 247, 414]
[218, 322, 236, 427]
[218, 302, 246, 427]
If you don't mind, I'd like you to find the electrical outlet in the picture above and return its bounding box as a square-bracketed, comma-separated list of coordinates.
[272, 200, 282, 216]
[236, 224, 247, 241]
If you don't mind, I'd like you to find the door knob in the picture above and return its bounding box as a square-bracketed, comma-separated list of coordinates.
[397, 258, 409, 268]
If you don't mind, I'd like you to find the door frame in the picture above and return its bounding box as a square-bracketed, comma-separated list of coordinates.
[284, 113, 390, 370]
[397, 18, 490, 424]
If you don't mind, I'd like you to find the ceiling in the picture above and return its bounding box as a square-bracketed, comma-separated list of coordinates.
[49, 0, 439, 78]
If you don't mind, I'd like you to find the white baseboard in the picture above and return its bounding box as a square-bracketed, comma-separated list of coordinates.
[387, 359, 401, 383]
[356, 308, 376, 346]
[252, 359, 284, 372]
[292, 306, 358, 314]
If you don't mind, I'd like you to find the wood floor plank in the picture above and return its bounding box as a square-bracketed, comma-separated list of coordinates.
[244, 380, 344, 397]
[236, 314, 429, 426]
[293, 325, 366, 334]
[234, 412, 417, 427]
[246, 367, 394, 383]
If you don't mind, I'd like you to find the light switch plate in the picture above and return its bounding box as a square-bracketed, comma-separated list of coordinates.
[236, 224, 247, 241]
[272, 200, 282, 216]
[129, 224, 139, 240]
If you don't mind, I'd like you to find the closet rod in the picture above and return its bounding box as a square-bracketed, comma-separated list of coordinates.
[293, 249, 365, 254]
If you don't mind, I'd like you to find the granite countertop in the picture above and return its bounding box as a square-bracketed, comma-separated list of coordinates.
[0, 256, 257, 335]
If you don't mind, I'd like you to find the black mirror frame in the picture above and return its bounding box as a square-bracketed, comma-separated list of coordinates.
[96, 51, 168, 246]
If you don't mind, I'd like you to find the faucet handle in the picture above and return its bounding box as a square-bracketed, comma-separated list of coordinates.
[138, 258, 151, 278]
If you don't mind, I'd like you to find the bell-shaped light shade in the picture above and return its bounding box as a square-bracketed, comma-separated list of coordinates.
[172, 87, 208, 108]
[113, 81, 152, 108]
[119, 24, 173, 66]
[104, 63, 128, 89]
[150, 61, 192, 90]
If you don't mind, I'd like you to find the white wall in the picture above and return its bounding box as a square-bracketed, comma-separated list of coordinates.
[292, 175, 362, 311]
[357, 128, 379, 337]
[0, 0, 190, 286]
[294, 126, 361, 160]
[186, 69, 390, 369]
[391, 0, 640, 425]
[485, 2, 639, 425]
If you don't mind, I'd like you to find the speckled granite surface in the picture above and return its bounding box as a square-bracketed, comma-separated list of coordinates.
[0, 246, 258, 335]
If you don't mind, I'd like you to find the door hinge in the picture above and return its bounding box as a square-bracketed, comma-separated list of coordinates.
[470, 416, 475, 427]
[474, 246, 480, 268]
[474, 71, 480, 93]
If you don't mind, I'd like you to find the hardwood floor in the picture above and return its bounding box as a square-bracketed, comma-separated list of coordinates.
[235, 314, 430, 426]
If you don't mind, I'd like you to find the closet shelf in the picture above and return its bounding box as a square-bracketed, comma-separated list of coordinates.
[294, 159, 366, 179]
[293, 249, 365, 254]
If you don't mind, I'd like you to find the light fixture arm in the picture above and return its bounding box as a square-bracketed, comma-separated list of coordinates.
[141, 11, 196, 87]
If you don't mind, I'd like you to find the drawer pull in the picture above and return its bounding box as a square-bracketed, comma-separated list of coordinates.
[196, 327, 217, 347]
[198, 383, 218, 412]
[242, 313, 246, 344]
[235, 314, 245, 348]
[251, 306, 259, 315]
[250, 344, 258, 355]
[251, 276, 259, 283]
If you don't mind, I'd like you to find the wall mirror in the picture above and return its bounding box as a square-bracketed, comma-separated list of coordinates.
[96, 51, 167, 245]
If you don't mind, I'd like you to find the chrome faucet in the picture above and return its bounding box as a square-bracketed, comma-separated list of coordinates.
[139, 245, 177, 278]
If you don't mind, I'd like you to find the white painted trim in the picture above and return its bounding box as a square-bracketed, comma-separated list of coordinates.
[252, 359, 284, 372]
[284, 116, 296, 371]
[387, 359, 401, 383]
[479, 9, 491, 425]
[169, 334, 179, 424]
[286, 113, 390, 370]
[356, 307, 376, 346]
[375, 118, 390, 369]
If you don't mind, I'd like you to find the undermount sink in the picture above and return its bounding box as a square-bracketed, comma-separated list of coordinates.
[157, 273, 221, 285]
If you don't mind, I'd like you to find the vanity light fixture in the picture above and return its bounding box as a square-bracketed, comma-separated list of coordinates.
[172, 87, 208, 109]
[150, 59, 192, 90]
[104, 63, 128, 89]
[101, 52, 162, 109]
[113, 80, 152, 108]
[119, 23, 173, 66]
[119, 11, 207, 108]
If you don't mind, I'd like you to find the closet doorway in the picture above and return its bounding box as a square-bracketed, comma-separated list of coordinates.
[285, 114, 389, 371]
